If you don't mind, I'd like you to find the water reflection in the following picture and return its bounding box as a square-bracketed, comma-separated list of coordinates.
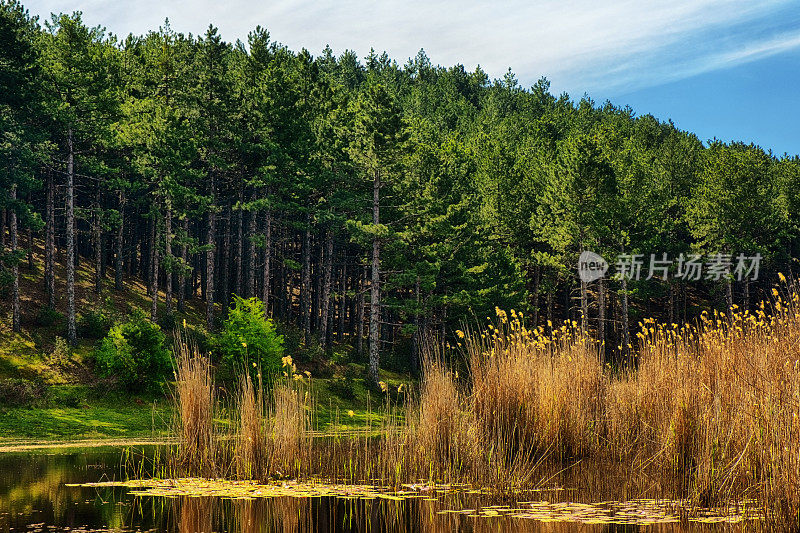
[0, 448, 754, 532]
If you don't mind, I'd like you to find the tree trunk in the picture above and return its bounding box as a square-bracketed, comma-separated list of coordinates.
[338, 263, 346, 342]
[724, 276, 733, 319]
[302, 222, 312, 342]
[26, 193, 32, 271]
[621, 276, 631, 362]
[532, 263, 540, 327]
[66, 127, 77, 345]
[319, 230, 334, 348]
[93, 182, 102, 295]
[45, 170, 55, 308]
[221, 205, 231, 309]
[10, 186, 20, 333]
[151, 210, 160, 322]
[236, 190, 243, 297]
[546, 288, 554, 335]
[598, 278, 606, 361]
[357, 266, 366, 355]
[206, 175, 216, 330]
[247, 200, 256, 299]
[743, 279, 750, 311]
[411, 274, 421, 374]
[369, 170, 381, 385]
[262, 209, 272, 314]
[178, 217, 188, 313]
[580, 279, 588, 334]
[668, 280, 675, 326]
[164, 199, 173, 313]
[115, 189, 125, 291]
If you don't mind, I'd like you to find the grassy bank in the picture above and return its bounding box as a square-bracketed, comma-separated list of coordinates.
[0, 366, 411, 442]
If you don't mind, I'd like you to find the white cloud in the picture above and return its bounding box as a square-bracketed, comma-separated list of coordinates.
[24, 0, 800, 96]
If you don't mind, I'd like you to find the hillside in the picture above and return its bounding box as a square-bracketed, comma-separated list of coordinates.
[0, 239, 411, 442]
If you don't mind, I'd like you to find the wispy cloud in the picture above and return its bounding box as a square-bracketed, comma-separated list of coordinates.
[24, 0, 800, 96]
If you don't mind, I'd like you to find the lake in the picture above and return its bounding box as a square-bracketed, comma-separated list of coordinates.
[0, 446, 759, 532]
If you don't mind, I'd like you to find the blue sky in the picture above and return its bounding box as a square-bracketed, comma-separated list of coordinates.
[24, 0, 800, 156]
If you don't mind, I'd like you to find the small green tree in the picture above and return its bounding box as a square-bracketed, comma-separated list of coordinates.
[94, 310, 172, 391]
[216, 296, 284, 382]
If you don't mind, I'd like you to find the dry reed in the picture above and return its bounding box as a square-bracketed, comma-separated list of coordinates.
[169, 293, 799, 529]
[173, 338, 215, 475]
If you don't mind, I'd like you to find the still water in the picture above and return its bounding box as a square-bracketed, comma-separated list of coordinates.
[0, 447, 756, 532]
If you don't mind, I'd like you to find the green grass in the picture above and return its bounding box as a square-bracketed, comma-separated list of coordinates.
[0, 368, 413, 442]
[0, 395, 171, 441]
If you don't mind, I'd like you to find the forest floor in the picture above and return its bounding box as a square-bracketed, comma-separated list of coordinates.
[0, 241, 413, 443]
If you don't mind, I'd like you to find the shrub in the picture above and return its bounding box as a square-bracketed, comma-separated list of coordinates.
[158, 311, 177, 331]
[94, 309, 172, 391]
[47, 336, 71, 366]
[78, 309, 112, 339]
[36, 306, 64, 327]
[0, 378, 45, 406]
[274, 322, 321, 364]
[329, 372, 357, 400]
[215, 296, 284, 382]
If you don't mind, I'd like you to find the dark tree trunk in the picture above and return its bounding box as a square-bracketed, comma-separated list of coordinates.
[45, 170, 55, 308]
[302, 222, 312, 342]
[93, 182, 102, 296]
[26, 192, 32, 271]
[66, 127, 77, 345]
[743, 279, 750, 311]
[10, 186, 20, 333]
[151, 209, 160, 322]
[724, 276, 733, 319]
[667, 280, 675, 327]
[338, 263, 346, 342]
[319, 230, 334, 347]
[262, 209, 272, 314]
[411, 274, 421, 374]
[532, 263, 540, 327]
[236, 190, 243, 297]
[598, 278, 606, 361]
[115, 189, 125, 291]
[178, 217, 188, 313]
[206, 175, 216, 330]
[164, 200, 173, 313]
[221, 205, 231, 308]
[580, 279, 588, 334]
[621, 276, 630, 362]
[369, 170, 381, 385]
[247, 200, 256, 299]
[357, 266, 366, 355]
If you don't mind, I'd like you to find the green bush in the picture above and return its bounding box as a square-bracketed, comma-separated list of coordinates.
[36, 305, 64, 327]
[0, 378, 46, 406]
[78, 309, 112, 339]
[329, 368, 358, 400]
[215, 296, 284, 382]
[158, 311, 177, 331]
[94, 310, 172, 391]
[46, 336, 71, 366]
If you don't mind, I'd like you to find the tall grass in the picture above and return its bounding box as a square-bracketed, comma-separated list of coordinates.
[268, 377, 312, 478]
[170, 293, 799, 529]
[235, 373, 265, 479]
[173, 338, 215, 475]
